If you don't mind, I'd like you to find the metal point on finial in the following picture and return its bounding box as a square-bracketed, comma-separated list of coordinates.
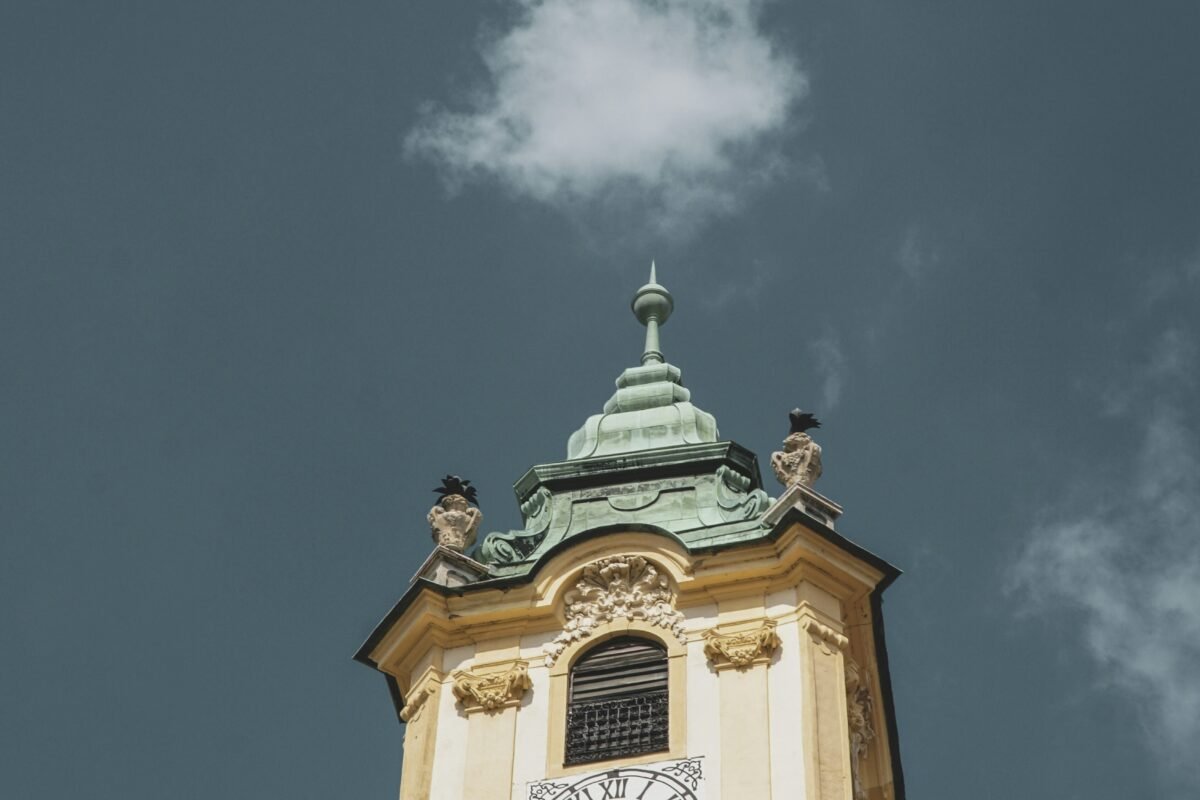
[632, 261, 673, 366]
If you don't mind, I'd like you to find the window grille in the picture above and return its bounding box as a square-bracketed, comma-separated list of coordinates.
[565, 636, 669, 766]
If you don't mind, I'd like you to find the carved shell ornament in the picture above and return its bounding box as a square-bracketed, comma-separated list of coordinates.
[544, 555, 686, 666]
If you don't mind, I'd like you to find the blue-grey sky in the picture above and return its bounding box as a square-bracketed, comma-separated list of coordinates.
[3, 2, 1199, 798]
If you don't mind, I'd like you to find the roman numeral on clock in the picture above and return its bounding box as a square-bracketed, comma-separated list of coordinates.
[589, 777, 625, 799]
[596, 777, 627, 799]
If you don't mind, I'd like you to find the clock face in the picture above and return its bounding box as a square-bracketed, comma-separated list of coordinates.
[527, 757, 705, 800]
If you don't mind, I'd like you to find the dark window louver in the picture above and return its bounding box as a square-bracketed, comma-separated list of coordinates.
[565, 636, 669, 766]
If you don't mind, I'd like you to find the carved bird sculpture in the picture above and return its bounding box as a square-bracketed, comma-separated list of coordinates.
[788, 409, 821, 434]
[434, 474, 479, 506]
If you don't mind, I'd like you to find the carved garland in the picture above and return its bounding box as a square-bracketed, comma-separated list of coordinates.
[544, 555, 686, 666]
[846, 658, 877, 800]
[704, 621, 781, 669]
[451, 661, 532, 713]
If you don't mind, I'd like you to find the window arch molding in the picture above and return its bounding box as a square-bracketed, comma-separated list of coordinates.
[545, 619, 687, 777]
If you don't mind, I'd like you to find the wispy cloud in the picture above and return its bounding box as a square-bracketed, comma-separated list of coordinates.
[808, 328, 846, 410]
[897, 224, 940, 281]
[1141, 247, 1200, 307]
[406, 0, 807, 240]
[698, 259, 777, 311]
[1009, 327, 1200, 792]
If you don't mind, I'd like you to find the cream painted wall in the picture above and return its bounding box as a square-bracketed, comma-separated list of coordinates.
[509, 663, 551, 799]
[426, 670, 468, 800]
[685, 603, 723, 795]
[375, 526, 896, 800]
[769, 619, 808, 796]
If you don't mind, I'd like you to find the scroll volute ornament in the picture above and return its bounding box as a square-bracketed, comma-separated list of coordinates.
[802, 618, 849, 654]
[400, 685, 434, 723]
[399, 668, 444, 722]
[451, 661, 532, 713]
[704, 621, 781, 669]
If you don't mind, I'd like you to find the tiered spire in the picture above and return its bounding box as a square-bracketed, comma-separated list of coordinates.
[565, 263, 718, 459]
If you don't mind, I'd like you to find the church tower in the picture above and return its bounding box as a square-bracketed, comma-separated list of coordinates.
[355, 269, 906, 800]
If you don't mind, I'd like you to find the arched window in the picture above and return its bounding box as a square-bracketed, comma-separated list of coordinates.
[565, 635, 669, 765]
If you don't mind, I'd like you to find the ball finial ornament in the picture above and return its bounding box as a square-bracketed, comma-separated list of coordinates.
[631, 261, 674, 327]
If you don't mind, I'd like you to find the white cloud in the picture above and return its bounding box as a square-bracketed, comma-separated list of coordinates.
[808, 329, 846, 410]
[1009, 329, 1200, 792]
[406, 0, 807, 239]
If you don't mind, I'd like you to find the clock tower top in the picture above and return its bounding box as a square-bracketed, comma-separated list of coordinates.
[354, 267, 908, 800]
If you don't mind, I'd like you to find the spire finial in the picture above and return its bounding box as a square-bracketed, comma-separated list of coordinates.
[631, 261, 673, 365]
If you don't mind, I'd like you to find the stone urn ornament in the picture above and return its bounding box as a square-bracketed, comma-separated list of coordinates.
[770, 409, 823, 487]
[428, 475, 482, 552]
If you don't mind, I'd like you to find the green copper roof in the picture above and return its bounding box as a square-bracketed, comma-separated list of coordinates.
[567, 265, 719, 459]
[477, 265, 773, 573]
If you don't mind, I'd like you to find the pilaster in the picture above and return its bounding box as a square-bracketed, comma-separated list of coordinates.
[800, 613, 853, 800]
[398, 667, 444, 800]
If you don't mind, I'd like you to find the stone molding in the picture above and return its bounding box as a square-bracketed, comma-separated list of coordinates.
[411, 545, 491, 587]
[544, 555, 686, 666]
[802, 618, 849, 653]
[703, 620, 781, 669]
[451, 661, 532, 713]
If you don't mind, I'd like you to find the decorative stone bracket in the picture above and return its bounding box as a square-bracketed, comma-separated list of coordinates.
[802, 618, 849, 654]
[451, 661, 532, 713]
[703, 620, 781, 670]
[544, 555, 687, 666]
[399, 669, 443, 723]
[400, 685, 434, 723]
